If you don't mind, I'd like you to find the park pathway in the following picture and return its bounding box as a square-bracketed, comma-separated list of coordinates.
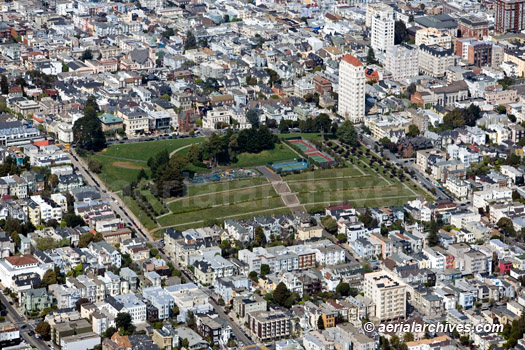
[169, 142, 201, 157]
[256, 166, 306, 214]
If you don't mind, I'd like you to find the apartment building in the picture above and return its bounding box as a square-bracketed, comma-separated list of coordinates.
[363, 270, 407, 321]
[495, 0, 525, 33]
[415, 28, 452, 49]
[247, 310, 291, 342]
[371, 10, 395, 53]
[418, 44, 456, 77]
[338, 54, 365, 123]
[385, 44, 419, 81]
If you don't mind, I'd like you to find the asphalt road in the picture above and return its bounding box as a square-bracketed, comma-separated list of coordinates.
[0, 293, 49, 350]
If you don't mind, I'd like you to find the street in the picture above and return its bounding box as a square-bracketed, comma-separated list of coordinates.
[0, 293, 49, 350]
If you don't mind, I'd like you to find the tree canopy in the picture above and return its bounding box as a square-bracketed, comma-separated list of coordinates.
[73, 97, 105, 151]
[336, 121, 358, 146]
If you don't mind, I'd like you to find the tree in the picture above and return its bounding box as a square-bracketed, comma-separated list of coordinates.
[182, 338, 190, 348]
[407, 83, 417, 97]
[75, 298, 90, 312]
[64, 213, 85, 227]
[78, 232, 94, 248]
[162, 28, 175, 38]
[254, 225, 266, 246]
[315, 113, 332, 134]
[39, 269, 57, 288]
[317, 315, 325, 330]
[249, 271, 258, 282]
[497, 217, 516, 236]
[394, 20, 407, 44]
[73, 100, 105, 151]
[103, 326, 117, 339]
[336, 282, 351, 297]
[155, 163, 184, 198]
[88, 159, 102, 173]
[116, 312, 132, 331]
[321, 216, 338, 234]
[260, 264, 270, 277]
[273, 282, 290, 307]
[407, 125, 420, 137]
[336, 120, 358, 146]
[366, 47, 377, 65]
[403, 332, 415, 343]
[35, 321, 51, 340]
[0, 74, 8, 95]
[137, 169, 148, 181]
[427, 219, 440, 246]
[184, 30, 197, 50]
[81, 49, 93, 61]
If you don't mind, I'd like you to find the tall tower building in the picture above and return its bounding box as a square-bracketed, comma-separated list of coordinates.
[371, 10, 395, 54]
[338, 54, 365, 123]
[495, 0, 525, 33]
[364, 270, 407, 322]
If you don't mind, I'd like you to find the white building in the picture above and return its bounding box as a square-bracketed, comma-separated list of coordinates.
[415, 28, 452, 49]
[386, 45, 419, 81]
[61, 332, 101, 350]
[0, 254, 46, 290]
[142, 287, 175, 321]
[371, 10, 394, 54]
[364, 270, 407, 321]
[203, 107, 231, 130]
[422, 247, 446, 270]
[444, 174, 470, 200]
[108, 294, 147, 324]
[338, 54, 365, 123]
[418, 44, 456, 78]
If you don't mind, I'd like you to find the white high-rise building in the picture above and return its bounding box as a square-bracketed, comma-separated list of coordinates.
[338, 54, 365, 123]
[366, 3, 394, 27]
[385, 45, 419, 81]
[364, 270, 407, 322]
[371, 10, 395, 54]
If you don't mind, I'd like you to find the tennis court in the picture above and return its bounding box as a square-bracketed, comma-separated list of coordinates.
[269, 159, 309, 172]
[309, 153, 333, 164]
[289, 139, 317, 153]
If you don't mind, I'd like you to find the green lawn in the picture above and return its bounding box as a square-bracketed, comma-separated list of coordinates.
[289, 176, 386, 193]
[141, 190, 167, 215]
[283, 166, 363, 181]
[232, 145, 299, 168]
[100, 138, 203, 161]
[169, 185, 278, 214]
[296, 185, 416, 205]
[91, 155, 150, 191]
[158, 197, 286, 227]
[119, 194, 158, 230]
[186, 177, 269, 197]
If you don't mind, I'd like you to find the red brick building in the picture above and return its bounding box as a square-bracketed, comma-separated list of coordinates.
[495, 0, 525, 33]
[458, 16, 489, 39]
[313, 76, 332, 94]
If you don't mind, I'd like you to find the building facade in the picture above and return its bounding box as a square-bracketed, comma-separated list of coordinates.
[338, 54, 365, 123]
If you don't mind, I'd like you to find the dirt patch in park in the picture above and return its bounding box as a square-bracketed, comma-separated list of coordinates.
[114, 161, 145, 170]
